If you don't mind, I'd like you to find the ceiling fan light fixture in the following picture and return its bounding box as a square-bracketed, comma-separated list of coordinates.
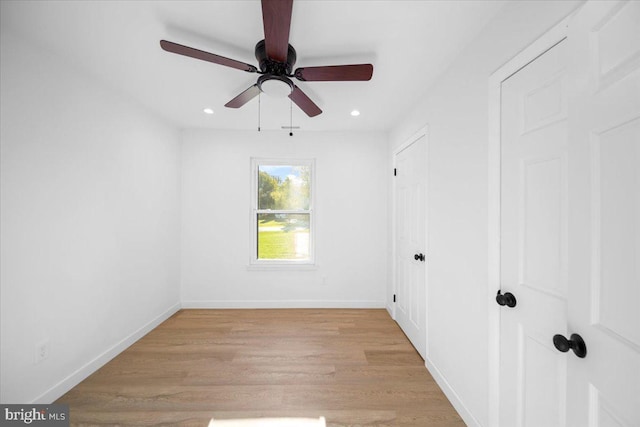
[258, 74, 294, 97]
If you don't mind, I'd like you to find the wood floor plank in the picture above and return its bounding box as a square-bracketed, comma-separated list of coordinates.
[364, 350, 424, 366]
[79, 363, 338, 387]
[56, 309, 465, 426]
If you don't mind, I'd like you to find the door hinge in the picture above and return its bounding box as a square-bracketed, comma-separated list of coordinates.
[393, 168, 397, 176]
[393, 294, 396, 303]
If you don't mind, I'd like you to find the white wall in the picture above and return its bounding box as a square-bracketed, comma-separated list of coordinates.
[0, 32, 182, 403]
[180, 129, 387, 308]
[388, 1, 583, 426]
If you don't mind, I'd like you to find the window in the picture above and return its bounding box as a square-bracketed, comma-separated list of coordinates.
[250, 158, 315, 265]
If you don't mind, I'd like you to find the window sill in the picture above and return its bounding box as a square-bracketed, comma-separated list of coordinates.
[246, 263, 318, 271]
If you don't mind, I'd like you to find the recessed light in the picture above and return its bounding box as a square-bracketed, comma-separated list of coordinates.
[350, 110, 360, 117]
[203, 108, 214, 115]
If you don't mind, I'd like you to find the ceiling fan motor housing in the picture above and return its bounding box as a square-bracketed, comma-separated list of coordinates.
[255, 39, 297, 76]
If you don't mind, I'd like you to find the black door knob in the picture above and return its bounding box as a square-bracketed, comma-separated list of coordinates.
[496, 290, 517, 307]
[553, 333, 587, 358]
[414, 253, 425, 262]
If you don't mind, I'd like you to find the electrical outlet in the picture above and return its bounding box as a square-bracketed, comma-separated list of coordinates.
[35, 340, 50, 364]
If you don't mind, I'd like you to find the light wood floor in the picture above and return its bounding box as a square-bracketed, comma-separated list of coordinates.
[57, 309, 465, 426]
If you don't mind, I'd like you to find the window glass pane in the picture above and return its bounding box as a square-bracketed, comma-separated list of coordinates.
[258, 165, 310, 210]
[257, 213, 310, 260]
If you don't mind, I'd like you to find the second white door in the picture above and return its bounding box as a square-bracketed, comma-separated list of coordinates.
[395, 134, 427, 359]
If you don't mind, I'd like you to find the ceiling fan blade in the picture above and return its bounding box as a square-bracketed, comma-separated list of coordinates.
[294, 64, 374, 81]
[225, 85, 261, 108]
[160, 40, 257, 73]
[261, 0, 293, 63]
[289, 85, 322, 117]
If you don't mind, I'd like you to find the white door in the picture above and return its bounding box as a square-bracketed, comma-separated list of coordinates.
[566, 1, 640, 426]
[394, 134, 427, 359]
[499, 36, 570, 427]
[498, 2, 640, 426]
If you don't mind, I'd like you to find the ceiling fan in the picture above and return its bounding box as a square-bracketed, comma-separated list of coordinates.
[160, 0, 373, 117]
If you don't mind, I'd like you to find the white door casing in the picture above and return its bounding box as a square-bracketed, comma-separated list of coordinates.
[394, 129, 428, 360]
[566, 1, 640, 426]
[499, 36, 570, 427]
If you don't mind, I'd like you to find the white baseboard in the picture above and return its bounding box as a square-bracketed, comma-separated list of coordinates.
[181, 300, 386, 309]
[386, 304, 395, 319]
[425, 357, 481, 427]
[32, 302, 181, 404]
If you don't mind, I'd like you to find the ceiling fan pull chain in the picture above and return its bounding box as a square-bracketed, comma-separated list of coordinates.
[289, 98, 293, 136]
[258, 92, 261, 132]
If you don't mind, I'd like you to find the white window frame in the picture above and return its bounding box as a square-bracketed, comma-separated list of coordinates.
[249, 157, 316, 267]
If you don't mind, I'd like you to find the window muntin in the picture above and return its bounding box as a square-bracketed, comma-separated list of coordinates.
[251, 159, 314, 264]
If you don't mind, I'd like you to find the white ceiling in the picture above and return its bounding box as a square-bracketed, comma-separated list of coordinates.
[1, 0, 506, 132]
